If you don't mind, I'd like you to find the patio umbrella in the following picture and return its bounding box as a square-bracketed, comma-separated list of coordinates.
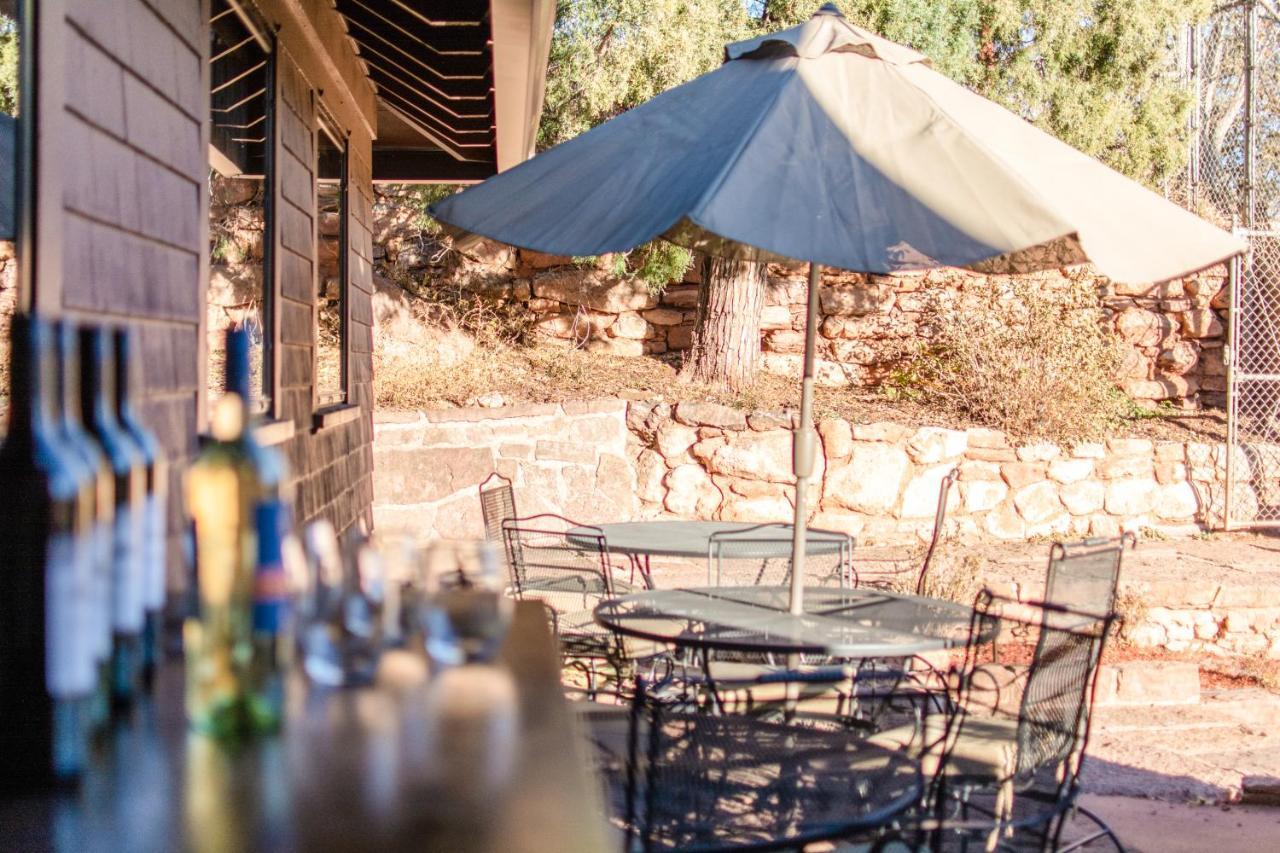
[431, 4, 1246, 615]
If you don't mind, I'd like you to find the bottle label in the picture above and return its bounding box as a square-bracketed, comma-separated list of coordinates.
[47, 531, 96, 697]
[113, 506, 145, 633]
[91, 520, 113, 659]
[143, 494, 166, 611]
[252, 565, 288, 634]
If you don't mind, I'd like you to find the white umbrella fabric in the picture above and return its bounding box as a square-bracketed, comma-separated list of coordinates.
[432, 4, 1246, 614]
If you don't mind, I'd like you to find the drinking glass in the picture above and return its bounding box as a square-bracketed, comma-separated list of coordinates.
[417, 540, 513, 670]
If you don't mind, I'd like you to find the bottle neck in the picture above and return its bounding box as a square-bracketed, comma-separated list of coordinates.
[55, 323, 83, 432]
[6, 314, 58, 442]
[79, 328, 117, 434]
[113, 328, 137, 424]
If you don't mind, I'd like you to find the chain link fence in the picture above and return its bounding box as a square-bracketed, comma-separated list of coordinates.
[1178, 2, 1280, 525]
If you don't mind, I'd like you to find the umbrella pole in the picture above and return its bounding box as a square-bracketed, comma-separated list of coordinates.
[789, 261, 822, 615]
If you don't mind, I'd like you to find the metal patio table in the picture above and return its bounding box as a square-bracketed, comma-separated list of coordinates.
[594, 585, 975, 659]
[595, 586, 977, 716]
[568, 520, 849, 588]
[621, 711, 922, 851]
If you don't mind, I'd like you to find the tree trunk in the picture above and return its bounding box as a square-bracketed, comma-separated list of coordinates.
[678, 255, 767, 391]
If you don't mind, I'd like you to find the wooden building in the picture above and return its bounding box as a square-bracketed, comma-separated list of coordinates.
[14, 0, 552, 576]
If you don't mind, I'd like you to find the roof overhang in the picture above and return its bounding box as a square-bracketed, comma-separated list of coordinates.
[332, 0, 555, 183]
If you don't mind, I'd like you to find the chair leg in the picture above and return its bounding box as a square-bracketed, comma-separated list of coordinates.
[1053, 805, 1125, 852]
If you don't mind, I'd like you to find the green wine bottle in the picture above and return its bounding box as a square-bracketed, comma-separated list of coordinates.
[185, 325, 283, 739]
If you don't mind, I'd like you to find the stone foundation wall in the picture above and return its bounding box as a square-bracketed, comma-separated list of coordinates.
[372, 400, 639, 539]
[628, 401, 1230, 543]
[372, 397, 1246, 544]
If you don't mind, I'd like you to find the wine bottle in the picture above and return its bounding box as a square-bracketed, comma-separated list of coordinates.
[185, 325, 284, 738]
[80, 326, 147, 712]
[248, 499, 291, 731]
[54, 320, 116, 731]
[113, 328, 168, 687]
[0, 314, 97, 791]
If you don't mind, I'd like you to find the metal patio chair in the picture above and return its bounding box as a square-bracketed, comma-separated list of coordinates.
[870, 590, 1120, 852]
[479, 471, 518, 543]
[856, 467, 959, 594]
[683, 524, 855, 711]
[1043, 533, 1135, 617]
[618, 674, 920, 853]
[501, 514, 666, 699]
[706, 523, 854, 589]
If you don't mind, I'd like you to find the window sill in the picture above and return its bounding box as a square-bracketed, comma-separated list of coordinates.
[313, 403, 361, 431]
[254, 419, 297, 447]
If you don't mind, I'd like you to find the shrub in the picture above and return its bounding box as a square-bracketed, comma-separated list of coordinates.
[887, 276, 1127, 443]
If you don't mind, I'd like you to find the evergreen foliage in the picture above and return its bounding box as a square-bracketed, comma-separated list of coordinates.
[541, 0, 1211, 189]
[0, 15, 17, 116]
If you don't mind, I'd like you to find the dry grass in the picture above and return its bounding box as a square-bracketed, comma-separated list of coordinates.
[886, 277, 1132, 443]
[373, 332, 1229, 444]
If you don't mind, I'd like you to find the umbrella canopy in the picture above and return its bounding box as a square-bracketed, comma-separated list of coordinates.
[432, 5, 1244, 283]
[431, 4, 1245, 615]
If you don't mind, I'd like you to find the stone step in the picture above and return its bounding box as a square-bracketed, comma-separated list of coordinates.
[1093, 660, 1201, 707]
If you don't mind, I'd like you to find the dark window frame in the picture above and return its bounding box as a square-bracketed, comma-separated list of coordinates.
[206, 1, 276, 417]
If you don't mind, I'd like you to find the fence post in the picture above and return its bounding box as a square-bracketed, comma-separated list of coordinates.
[1226, 250, 1242, 530]
[1244, 1, 1258, 228]
[1189, 22, 1201, 208]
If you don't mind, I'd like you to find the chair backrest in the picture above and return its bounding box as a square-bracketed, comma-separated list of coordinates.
[478, 472, 517, 543]
[1043, 533, 1134, 616]
[500, 514, 616, 641]
[959, 591, 1114, 784]
[624, 674, 912, 852]
[706, 523, 852, 589]
[915, 467, 959, 595]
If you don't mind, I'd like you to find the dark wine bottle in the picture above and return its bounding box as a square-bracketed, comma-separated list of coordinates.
[79, 326, 146, 712]
[0, 314, 97, 792]
[54, 320, 116, 731]
[113, 328, 168, 687]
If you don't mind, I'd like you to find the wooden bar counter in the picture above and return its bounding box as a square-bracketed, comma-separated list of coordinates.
[0, 602, 611, 852]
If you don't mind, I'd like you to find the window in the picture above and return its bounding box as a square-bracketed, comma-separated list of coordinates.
[315, 111, 347, 407]
[207, 0, 273, 414]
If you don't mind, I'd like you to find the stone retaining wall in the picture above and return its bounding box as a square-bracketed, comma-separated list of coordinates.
[373, 397, 1239, 543]
[372, 398, 1280, 658]
[374, 188, 1230, 408]
[627, 401, 1229, 543]
[372, 400, 638, 539]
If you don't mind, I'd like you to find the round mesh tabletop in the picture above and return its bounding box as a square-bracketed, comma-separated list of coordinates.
[625, 713, 921, 850]
[594, 586, 976, 658]
[568, 520, 848, 558]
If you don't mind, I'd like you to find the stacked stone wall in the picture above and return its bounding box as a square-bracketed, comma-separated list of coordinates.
[372, 398, 1245, 544]
[372, 399, 1280, 658]
[372, 400, 639, 539]
[373, 192, 1229, 407]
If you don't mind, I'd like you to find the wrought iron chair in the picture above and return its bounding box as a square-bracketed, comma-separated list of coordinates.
[1044, 533, 1135, 616]
[618, 674, 920, 853]
[855, 467, 959, 594]
[479, 472, 518, 543]
[707, 522, 854, 589]
[687, 524, 855, 707]
[870, 591, 1119, 852]
[501, 514, 666, 698]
